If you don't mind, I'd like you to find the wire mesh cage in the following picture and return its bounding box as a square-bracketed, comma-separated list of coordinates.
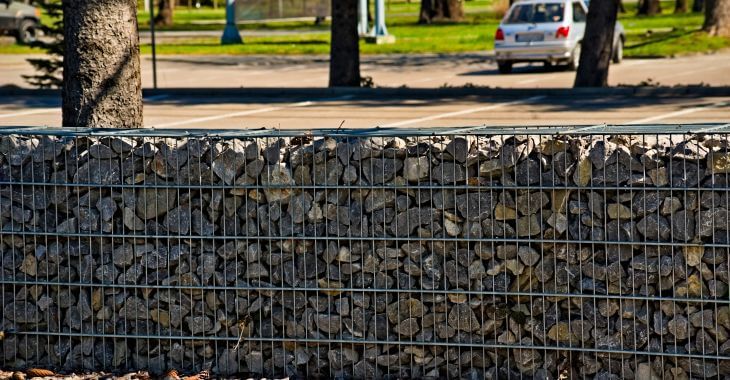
[1, 124, 730, 379]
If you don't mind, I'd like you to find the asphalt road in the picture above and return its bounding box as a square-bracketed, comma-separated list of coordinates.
[1, 51, 728, 129]
[2, 51, 730, 89]
[0, 91, 727, 129]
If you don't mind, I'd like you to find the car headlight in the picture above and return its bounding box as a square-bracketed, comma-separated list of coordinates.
[35, 8, 42, 18]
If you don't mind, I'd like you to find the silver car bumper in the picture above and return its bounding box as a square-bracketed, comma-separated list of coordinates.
[494, 41, 575, 62]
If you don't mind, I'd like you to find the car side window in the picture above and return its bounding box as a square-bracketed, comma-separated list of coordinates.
[573, 2, 587, 22]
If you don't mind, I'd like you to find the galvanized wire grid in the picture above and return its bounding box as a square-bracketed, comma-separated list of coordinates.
[1, 125, 730, 378]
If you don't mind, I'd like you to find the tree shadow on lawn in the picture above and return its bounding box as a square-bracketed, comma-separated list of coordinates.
[624, 28, 699, 50]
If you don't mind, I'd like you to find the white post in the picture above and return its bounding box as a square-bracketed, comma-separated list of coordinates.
[144, 0, 151, 14]
[373, 0, 387, 36]
[367, 0, 395, 43]
[358, 0, 369, 36]
[221, 0, 242, 44]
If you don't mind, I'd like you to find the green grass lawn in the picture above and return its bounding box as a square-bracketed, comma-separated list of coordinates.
[4, 0, 729, 57]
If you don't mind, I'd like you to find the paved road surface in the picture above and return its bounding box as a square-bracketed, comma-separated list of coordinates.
[0, 92, 727, 129]
[2, 51, 730, 89]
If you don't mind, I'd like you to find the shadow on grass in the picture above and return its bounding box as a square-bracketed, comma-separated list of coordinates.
[625, 28, 700, 50]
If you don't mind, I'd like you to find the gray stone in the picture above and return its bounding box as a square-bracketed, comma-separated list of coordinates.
[136, 189, 176, 219]
[261, 164, 295, 203]
[515, 192, 549, 215]
[164, 206, 192, 235]
[212, 148, 245, 185]
[362, 158, 402, 184]
[432, 162, 467, 184]
[448, 303, 480, 332]
[403, 156, 431, 181]
[456, 192, 495, 221]
[671, 210, 696, 241]
[515, 159, 541, 185]
[637, 214, 671, 240]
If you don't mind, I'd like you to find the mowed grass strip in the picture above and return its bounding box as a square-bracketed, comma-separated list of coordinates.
[2, 0, 728, 57]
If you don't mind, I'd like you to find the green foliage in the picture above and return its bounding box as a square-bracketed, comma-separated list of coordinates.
[23, 0, 63, 88]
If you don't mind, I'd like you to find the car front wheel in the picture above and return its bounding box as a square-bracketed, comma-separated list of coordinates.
[568, 44, 581, 71]
[612, 39, 624, 64]
[16, 20, 38, 45]
[497, 61, 513, 74]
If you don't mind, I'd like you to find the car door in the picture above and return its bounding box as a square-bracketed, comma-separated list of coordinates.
[0, 0, 16, 30]
[572, 1, 587, 42]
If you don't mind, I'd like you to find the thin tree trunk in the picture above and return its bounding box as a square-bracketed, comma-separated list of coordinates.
[574, 0, 619, 87]
[693, 0, 705, 12]
[155, 0, 174, 26]
[675, 0, 689, 12]
[419, 0, 434, 23]
[63, 0, 142, 128]
[419, 0, 463, 23]
[704, 0, 730, 36]
[441, 0, 464, 20]
[329, 0, 360, 87]
[619, 0, 626, 13]
[638, 0, 662, 15]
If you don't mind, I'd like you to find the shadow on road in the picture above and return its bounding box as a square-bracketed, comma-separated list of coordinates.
[460, 64, 571, 76]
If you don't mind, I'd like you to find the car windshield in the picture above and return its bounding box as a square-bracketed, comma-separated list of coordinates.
[505, 3, 565, 24]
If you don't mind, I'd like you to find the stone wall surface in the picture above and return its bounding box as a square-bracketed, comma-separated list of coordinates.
[1, 130, 730, 378]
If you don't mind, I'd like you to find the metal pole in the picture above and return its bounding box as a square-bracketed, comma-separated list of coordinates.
[373, 0, 387, 36]
[358, 0, 368, 36]
[367, 0, 394, 43]
[221, 0, 243, 44]
[149, 0, 158, 89]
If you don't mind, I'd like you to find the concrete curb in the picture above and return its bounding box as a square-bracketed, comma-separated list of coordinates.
[1, 86, 729, 98]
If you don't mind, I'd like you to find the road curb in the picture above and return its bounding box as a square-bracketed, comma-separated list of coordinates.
[1, 86, 729, 98]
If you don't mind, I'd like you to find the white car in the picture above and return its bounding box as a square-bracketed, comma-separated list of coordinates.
[494, 0, 625, 73]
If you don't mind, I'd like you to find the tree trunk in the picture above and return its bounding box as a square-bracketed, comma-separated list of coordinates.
[574, 0, 619, 87]
[705, 0, 730, 35]
[419, 0, 434, 23]
[63, 0, 142, 128]
[329, 0, 360, 87]
[419, 0, 463, 23]
[638, 0, 662, 15]
[155, 0, 174, 27]
[693, 0, 705, 12]
[619, 0, 626, 13]
[675, 0, 689, 12]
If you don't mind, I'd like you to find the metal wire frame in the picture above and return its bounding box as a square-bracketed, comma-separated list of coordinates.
[1, 125, 730, 379]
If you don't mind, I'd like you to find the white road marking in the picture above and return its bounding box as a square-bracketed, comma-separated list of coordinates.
[0, 108, 59, 119]
[149, 96, 353, 128]
[620, 59, 650, 67]
[380, 96, 545, 128]
[628, 100, 728, 124]
[517, 76, 550, 85]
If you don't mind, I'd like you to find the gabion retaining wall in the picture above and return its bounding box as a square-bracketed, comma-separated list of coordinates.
[1, 125, 730, 379]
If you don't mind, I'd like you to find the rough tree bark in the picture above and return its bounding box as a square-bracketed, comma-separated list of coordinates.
[638, 0, 662, 15]
[675, 0, 689, 12]
[329, 0, 360, 87]
[574, 0, 619, 87]
[419, 0, 464, 23]
[155, 0, 174, 27]
[62, 0, 142, 128]
[704, 0, 730, 35]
